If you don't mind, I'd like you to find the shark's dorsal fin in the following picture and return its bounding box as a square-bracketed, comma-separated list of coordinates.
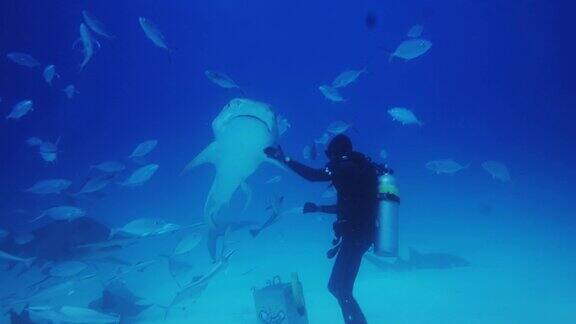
[181, 142, 219, 175]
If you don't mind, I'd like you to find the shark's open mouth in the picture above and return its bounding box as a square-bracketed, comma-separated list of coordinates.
[230, 114, 274, 134]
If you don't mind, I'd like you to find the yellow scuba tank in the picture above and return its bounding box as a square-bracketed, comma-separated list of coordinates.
[374, 171, 401, 257]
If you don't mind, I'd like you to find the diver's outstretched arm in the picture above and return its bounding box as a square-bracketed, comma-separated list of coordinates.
[265, 146, 331, 182]
[286, 159, 331, 182]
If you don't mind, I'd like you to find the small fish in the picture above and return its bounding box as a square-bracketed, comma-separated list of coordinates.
[48, 261, 88, 278]
[319, 85, 344, 102]
[6, 52, 40, 68]
[139, 17, 170, 51]
[205, 70, 240, 89]
[426, 159, 468, 174]
[327, 121, 352, 135]
[91, 161, 125, 173]
[389, 38, 432, 62]
[174, 233, 202, 255]
[129, 140, 158, 159]
[482, 161, 512, 183]
[63, 84, 79, 99]
[250, 196, 284, 237]
[38, 138, 59, 163]
[77, 174, 115, 195]
[265, 176, 282, 184]
[25, 179, 72, 195]
[303, 145, 311, 160]
[332, 68, 366, 88]
[82, 10, 114, 38]
[78, 23, 100, 72]
[407, 24, 424, 38]
[6, 100, 34, 120]
[43, 65, 60, 86]
[112, 218, 173, 237]
[26, 137, 43, 146]
[388, 107, 422, 126]
[33, 206, 86, 222]
[0, 250, 35, 267]
[380, 149, 388, 160]
[119, 164, 159, 187]
[14, 233, 35, 245]
[322, 186, 337, 199]
[315, 133, 331, 145]
[277, 115, 291, 136]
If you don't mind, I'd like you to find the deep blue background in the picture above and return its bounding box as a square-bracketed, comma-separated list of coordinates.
[1, 0, 574, 231]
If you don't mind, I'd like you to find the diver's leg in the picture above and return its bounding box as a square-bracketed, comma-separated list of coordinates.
[328, 239, 369, 324]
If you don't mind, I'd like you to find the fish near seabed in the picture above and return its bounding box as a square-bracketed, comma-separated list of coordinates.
[78, 23, 100, 72]
[182, 98, 285, 227]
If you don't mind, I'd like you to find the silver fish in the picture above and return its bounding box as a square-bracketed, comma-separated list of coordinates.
[6, 52, 40, 68]
[388, 107, 422, 126]
[43, 65, 60, 86]
[112, 218, 172, 237]
[63, 84, 79, 99]
[26, 137, 43, 146]
[78, 23, 100, 72]
[173, 232, 202, 255]
[482, 161, 512, 183]
[426, 159, 468, 174]
[331, 68, 366, 88]
[390, 38, 432, 62]
[205, 70, 239, 89]
[319, 85, 344, 102]
[82, 10, 114, 38]
[139, 17, 170, 50]
[6, 100, 34, 120]
[119, 164, 159, 187]
[315, 133, 331, 145]
[327, 120, 352, 134]
[91, 161, 126, 173]
[25, 179, 72, 195]
[407, 24, 424, 38]
[77, 174, 115, 194]
[265, 176, 282, 184]
[129, 140, 158, 159]
[33, 206, 86, 222]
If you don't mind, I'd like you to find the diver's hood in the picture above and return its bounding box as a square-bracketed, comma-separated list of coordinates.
[212, 98, 279, 139]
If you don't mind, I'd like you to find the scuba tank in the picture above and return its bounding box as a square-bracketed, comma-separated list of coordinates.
[374, 169, 401, 257]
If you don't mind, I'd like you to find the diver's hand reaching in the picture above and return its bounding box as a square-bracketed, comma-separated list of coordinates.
[303, 202, 319, 214]
[264, 146, 285, 161]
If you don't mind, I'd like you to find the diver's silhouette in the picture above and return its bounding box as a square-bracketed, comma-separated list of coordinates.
[266, 134, 382, 324]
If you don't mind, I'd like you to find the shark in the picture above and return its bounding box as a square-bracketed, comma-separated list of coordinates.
[182, 98, 285, 228]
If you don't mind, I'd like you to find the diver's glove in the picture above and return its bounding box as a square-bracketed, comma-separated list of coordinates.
[264, 146, 286, 162]
[303, 202, 319, 214]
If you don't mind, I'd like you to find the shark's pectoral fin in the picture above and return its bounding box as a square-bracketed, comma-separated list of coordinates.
[181, 142, 219, 176]
[239, 182, 252, 214]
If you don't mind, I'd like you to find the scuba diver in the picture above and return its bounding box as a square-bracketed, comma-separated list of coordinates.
[265, 134, 387, 324]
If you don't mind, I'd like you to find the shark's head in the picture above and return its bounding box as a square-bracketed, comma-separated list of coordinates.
[212, 98, 279, 140]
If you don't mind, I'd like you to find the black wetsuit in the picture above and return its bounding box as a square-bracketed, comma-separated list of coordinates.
[286, 151, 379, 324]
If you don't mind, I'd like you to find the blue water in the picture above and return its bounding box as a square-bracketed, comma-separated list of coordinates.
[1, 0, 575, 323]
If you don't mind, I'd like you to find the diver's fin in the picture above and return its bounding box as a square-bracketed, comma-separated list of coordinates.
[181, 142, 219, 176]
[239, 182, 252, 214]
